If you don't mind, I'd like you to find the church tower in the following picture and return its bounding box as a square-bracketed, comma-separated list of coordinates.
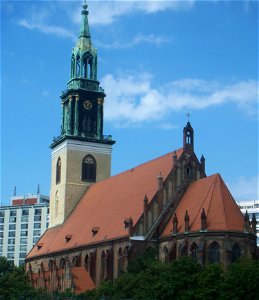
[49, 3, 115, 227]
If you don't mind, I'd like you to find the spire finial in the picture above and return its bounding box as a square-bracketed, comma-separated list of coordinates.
[186, 112, 191, 122]
[80, 1, 90, 38]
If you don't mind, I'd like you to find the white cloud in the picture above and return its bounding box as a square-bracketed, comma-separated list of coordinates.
[96, 33, 170, 49]
[18, 19, 76, 40]
[72, 1, 195, 26]
[228, 175, 259, 201]
[101, 72, 258, 125]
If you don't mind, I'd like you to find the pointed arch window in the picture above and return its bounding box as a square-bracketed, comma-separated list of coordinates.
[186, 130, 191, 144]
[117, 248, 123, 275]
[231, 243, 241, 262]
[190, 243, 198, 259]
[82, 53, 93, 79]
[82, 155, 96, 182]
[71, 54, 75, 78]
[56, 157, 61, 184]
[76, 54, 80, 77]
[208, 241, 221, 263]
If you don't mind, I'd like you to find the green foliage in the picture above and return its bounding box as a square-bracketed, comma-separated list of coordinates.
[0, 256, 49, 300]
[90, 256, 259, 300]
[221, 258, 259, 300]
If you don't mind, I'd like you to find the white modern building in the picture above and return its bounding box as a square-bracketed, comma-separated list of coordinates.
[237, 200, 259, 246]
[0, 194, 49, 266]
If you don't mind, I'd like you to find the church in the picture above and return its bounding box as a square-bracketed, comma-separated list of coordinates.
[25, 3, 257, 295]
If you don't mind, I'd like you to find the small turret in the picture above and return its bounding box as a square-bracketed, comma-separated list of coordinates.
[183, 122, 194, 151]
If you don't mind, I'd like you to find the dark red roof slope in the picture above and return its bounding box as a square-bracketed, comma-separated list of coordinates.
[27, 149, 183, 259]
[162, 174, 244, 236]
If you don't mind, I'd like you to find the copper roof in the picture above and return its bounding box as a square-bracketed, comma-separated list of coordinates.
[162, 173, 245, 236]
[27, 149, 183, 259]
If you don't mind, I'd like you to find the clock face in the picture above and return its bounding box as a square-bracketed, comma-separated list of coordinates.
[83, 100, 93, 110]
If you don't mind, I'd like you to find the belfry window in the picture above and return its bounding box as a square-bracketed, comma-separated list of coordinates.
[56, 157, 61, 184]
[186, 131, 191, 144]
[82, 53, 93, 79]
[82, 155, 96, 182]
[76, 55, 80, 77]
[71, 54, 75, 78]
[208, 241, 221, 263]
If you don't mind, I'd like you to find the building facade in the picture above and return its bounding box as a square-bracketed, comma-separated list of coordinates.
[0, 194, 49, 266]
[25, 3, 257, 295]
[237, 200, 259, 245]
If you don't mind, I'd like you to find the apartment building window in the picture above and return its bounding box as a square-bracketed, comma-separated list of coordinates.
[46, 222, 49, 228]
[20, 231, 28, 237]
[7, 253, 14, 259]
[8, 246, 15, 252]
[9, 216, 16, 223]
[33, 237, 39, 244]
[8, 238, 15, 244]
[33, 230, 41, 236]
[34, 215, 41, 222]
[20, 238, 27, 244]
[0, 225, 4, 230]
[21, 216, 28, 223]
[35, 209, 41, 215]
[19, 260, 25, 266]
[0, 217, 5, 224]
[0, 232, 3, 238]
[22, 209, 29, 216]
[0, 246, 2, 253]
[8, 231, 15, 237]
[9, 224, 16, 230]
[0, 211, 4, 217]
[21, 223, 28, 230]
[20, 245, 27, 252]
[19, 252, 26, 259]
[34, 223, 41, 229]
[10, 210, 16, 217]
[0, 239, 3, 245]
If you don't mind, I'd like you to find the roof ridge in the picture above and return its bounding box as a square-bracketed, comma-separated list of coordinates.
[190, 174, 218, 228]
[217, 174, 228, 229]
[207, 174, 220, 217]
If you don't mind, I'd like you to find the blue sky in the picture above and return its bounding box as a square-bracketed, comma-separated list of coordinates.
[1, 0, 258, 205]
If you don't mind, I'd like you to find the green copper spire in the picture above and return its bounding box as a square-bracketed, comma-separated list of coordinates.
[80, 1, 91, 38]
[50, 1, 115, 149]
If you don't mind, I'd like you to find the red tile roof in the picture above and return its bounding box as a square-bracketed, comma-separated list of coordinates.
[27, 149, 183, 259]
[71, 267, 96, 294]
[162, 174, 244, 236]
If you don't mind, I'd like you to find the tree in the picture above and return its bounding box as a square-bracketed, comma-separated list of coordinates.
[221, 258, 259, 300]
[0, 257, 49, 300]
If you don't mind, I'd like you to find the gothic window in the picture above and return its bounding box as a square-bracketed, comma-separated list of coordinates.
[84, 254, 89, 271]
[208, 241, 221, 264]
[186, 131, 191, 144]
[118, 248, 123, 275]
[231, 243, 241, 262]
[163, 246, 169, 263]
[82, 155, 96, 182]
[76, 54, 80, 77]
[71, 54, 75, 78]
[82, 53, 93, 79]
[190, 243, 198, 259]
[60, 258, 66, 269]
[56, 157, 61, 184]
[100, 251, 106, 281]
